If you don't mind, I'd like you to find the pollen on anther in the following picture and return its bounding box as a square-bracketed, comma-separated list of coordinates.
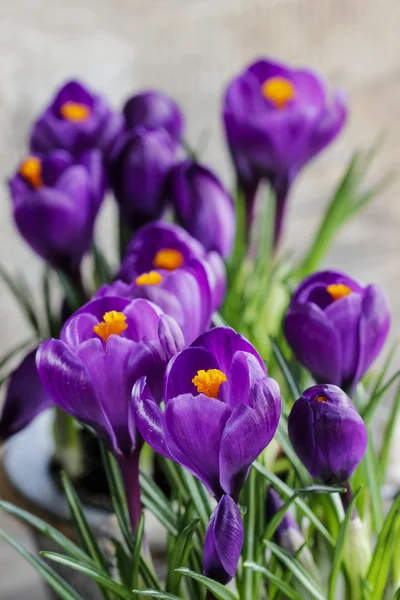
[135, 271, 163, 286]
[93, 311, 128, 343]
[192, 369, 227, 399]
[153, 248, 184, 271]
[60, 101, 91, 122]
[19, 156, 42, 189]
[261, 76, 296, 109]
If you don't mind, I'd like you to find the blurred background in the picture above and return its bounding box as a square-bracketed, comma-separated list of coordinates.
[1, 0, 399, 597]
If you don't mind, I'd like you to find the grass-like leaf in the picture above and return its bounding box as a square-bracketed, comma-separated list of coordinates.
[327, 487, 361, 600]
[244, 561, 302, 600]
[132, 592, 181, 599]
[42, 552, 133, 599]
[130, 511, 145, 591]
[0, 528, 84, 600]
[92, 243, 114, 288]
[139, 472, 179, 537]
[166, 518, 199, 594]
[175, 567, 239, 600]
[0, 263, 41, 334]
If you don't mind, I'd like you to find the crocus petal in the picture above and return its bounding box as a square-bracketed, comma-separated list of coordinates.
[203, 495, 244, 585]
[227, 350, 266, 408]
[133, 377, 172, 460]
[36, 339, 118, 453]
[164, 394, 231, 496]
[354, 285, 391, 385]
[325, 293, 362, 386]
[157, 314, 185, 360]
[284, 303, 341, 384]
[193, 326, 265, 376]
[122, 298, 163, 342]
[219, 378, 281, 498]
[0, 348, 53, 441]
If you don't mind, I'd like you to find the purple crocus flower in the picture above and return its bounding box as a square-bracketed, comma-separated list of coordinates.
[168, 160, 236, 258]
[223, 59, 348, 245]
[96, 257, 215, 344]
[0, 349, 53, 441]
[9, 150, 104, 273]
[37, 297, 184, 532]
[118, 221, 205, 281]
[109, 127, 177, 230]
[203, 495, 244, 585]
[284, 270, 390, 391]
[288, 384, 368, 484]
[123, 91, 183, 141]
[30, 80, 123, 158]
[134, 327, 281, 501]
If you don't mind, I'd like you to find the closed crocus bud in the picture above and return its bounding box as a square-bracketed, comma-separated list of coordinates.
[168, 160, 236, 258]
[203, 495, 244, 585]
[134, 327, 281, 501]
[30, 80, 123, 157]
[288, 384, 368, 484]
[123, 90, 183, 141]
[223, 59, 348, 246]
[37, 297, 184, 532]
[9, 151, 104, 272]
[109, 128, 177, 230]
[284, 270, 390, 391]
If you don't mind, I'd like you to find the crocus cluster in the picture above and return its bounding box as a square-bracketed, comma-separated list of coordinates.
[223, 58, 347, 245]
[134, 326, 281, 583]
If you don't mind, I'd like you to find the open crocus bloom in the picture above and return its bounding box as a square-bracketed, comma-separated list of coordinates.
[134, 327, 281, 501]
[30, 80, 123, 157]
[9, 150, 104, 272]
[223, 59, 348, 244]
[37, 297, 184, 532]
[284, 270, 390, 391]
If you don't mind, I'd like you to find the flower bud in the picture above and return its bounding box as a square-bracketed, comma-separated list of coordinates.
[123, 91, 183, 141]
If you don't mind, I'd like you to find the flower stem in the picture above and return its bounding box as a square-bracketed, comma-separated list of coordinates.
[241, 467, 258, 600]
[117, 452, 142, 535]
[53, 408, 83, 479]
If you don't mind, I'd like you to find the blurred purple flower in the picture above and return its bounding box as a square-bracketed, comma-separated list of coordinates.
[30, 80, 123, 158]
[9, 150, 104, 272]
[123, 90, 183, 141]
[168, 160, 236, 258]
[288, 384, 368, 483]
[203, 495, 244, 585]
[284, 270, 390, 391]
[223, 59, 348, 245]
[109, 128, 177, 230]
[134, 327, 281, 500]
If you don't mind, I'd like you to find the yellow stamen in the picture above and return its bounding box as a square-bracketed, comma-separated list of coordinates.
[93, 311, 128, 342]
[316, 395, 328, 403]
[326, 283, 352, 302]
[19, 156, 42, 189]
[153, 248, 184, 271]
[60, 101, 91, 122]
[135, 271, 163, 286]
[192, 369, 227, 399]
[261, 76, 296, 109]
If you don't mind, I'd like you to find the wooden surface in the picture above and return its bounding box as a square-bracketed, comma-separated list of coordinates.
[1, 0, 400, 597]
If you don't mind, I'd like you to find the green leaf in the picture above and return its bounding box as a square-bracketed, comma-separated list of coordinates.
[56, 269, 84, 312]
[379, 383, 400, 482]
[175, 568, 239, 600]
[131, 511, 145, 591]
[139, 472, 179, 537]
[42, 552, 133, 599]
[243, 561, 303, 600]
[0, 528, 84, 600]
[132, 592, 182, 599]
[270, 338, 302, 402]
[114, 539, 132, 589]
[0, 500, 92, 565]
[0, 263, 41, 334]
[61, 472, 112, 600]
[0, 337, 36, 373]
[327, 487, 361, 600]
[100, 444, 132, 551]
[275, 420, 311, 487]
[241, 467, 259, 599]
[362, 371, 400, 426]
[264, 541, 325, 600]
[166, 519, 199, 594]
[364, 436, 384, 533]
[366, 493, 400, 598]
[253, 462, 334, 546]
[179, 469, 211, 531]
[92, 244, 114, 288]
